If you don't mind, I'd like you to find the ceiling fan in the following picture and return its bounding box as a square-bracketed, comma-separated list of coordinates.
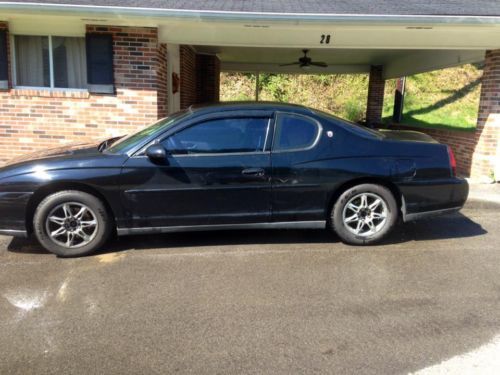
[280, 49, 328, 69]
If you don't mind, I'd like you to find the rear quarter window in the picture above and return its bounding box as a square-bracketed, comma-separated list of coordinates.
[273, 113, 321, 151]
[313, 109, 383, 139]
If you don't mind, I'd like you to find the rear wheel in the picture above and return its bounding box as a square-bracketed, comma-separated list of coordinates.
[330, 184, 398, 245]
[33, 190, 112, 257]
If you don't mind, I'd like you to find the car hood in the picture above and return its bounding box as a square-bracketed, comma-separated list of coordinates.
[1, 140, 103, 168]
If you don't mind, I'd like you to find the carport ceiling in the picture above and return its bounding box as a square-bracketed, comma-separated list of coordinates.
[194, 46, 485, 78]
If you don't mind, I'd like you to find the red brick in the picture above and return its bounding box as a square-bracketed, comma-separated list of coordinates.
[0, 24, 169, 163]
[366, 66, 385, 125]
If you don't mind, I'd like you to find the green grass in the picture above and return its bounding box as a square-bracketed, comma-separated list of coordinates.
[382, 64, 482, 130]
[382, 90, 479, 130]
[382, 94, 479, 131]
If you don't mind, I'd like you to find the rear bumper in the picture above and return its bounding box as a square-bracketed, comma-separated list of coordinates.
[400, 177, 468, 222]
[404, 206, 462, 222]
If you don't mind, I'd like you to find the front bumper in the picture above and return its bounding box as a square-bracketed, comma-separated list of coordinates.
[0, 229, 28, 238]
[0, 192, 33, 236]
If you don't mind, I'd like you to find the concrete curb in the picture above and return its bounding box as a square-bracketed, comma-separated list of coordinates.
[465, 198, 500, 210]
[466, 191, 500, 210]
[466, 183, 500, 210]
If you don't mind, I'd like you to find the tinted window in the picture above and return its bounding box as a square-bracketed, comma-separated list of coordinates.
[164, 117, 269, 155]
[274, 114, 319, 151]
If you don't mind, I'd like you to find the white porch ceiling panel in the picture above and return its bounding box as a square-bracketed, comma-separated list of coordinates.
[158, 21, 500, 51]
[195, 46, 485, 78]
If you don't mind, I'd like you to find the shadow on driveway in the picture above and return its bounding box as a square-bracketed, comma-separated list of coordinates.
[6, 212, 487, 256]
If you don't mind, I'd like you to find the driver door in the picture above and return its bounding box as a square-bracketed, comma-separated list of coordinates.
[120, 113, 273, 228]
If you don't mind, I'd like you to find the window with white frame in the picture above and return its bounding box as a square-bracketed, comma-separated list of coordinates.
[13, 35, 87, 89]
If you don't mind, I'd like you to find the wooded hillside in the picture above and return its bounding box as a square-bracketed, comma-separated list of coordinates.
[220, 64, 482, 129]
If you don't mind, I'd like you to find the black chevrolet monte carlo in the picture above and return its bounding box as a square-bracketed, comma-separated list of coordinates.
[0, 103, 468, 257]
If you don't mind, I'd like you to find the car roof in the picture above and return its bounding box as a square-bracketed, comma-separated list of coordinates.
[188, 101, 317, 116]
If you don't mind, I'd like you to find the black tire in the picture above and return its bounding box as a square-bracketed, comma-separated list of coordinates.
[33, 190, 113, 257]
[330, 184, 398, 245]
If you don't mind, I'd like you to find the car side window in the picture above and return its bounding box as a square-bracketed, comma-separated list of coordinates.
[163, 117, 269, 155]
[273, 113, 320, 151]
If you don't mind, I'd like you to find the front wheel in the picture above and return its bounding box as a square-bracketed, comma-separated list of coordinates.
[330, 184, 398, 245]
[33, 190, 112, 257]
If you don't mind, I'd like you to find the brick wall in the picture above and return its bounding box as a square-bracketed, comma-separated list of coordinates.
[180, 45, 197, 110]
[157, 43, 168, 119]
[196, 54, 220, 104]
[472, 50, 500, 179]
[0, 24, 168, 163]
[366, 65, 385, 125]
[180, 46, 220, 109]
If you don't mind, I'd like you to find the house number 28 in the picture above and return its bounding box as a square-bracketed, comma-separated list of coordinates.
[320, 34, 331, 44]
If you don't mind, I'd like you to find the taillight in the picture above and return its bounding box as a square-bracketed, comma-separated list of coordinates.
[447, 146, 457, 177]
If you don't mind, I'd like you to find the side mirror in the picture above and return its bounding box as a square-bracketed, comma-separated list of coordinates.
[145, 144, 168, 164]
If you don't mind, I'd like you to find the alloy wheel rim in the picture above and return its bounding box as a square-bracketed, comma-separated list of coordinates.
[45, 202, 98, 248]
[342, 193, 388, 237]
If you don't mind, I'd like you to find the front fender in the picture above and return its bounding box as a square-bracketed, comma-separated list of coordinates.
[0, 167, 125, 234]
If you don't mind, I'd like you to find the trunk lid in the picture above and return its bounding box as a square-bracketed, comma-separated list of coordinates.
[379, 129, 438, 144]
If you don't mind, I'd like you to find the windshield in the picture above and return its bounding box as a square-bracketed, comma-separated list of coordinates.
[107, 110, 190, 154]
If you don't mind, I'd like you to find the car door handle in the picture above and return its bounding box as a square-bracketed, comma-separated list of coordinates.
[241, 168, 265, 177]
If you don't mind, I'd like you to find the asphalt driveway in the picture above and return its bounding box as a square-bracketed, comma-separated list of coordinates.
[0, 202, 499, 374]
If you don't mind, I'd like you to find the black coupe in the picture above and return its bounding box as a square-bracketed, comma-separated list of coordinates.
[0, 103, 468, 256]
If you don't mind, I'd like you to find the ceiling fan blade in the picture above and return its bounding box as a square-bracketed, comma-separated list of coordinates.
[279, 62, 300, 67]
[309, 62, 328, 68]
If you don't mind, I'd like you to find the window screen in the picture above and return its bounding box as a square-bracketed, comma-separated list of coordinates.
[52, 37, 87, 88]
[14, 35, 86, 89]
[15, 35, 50, 87]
